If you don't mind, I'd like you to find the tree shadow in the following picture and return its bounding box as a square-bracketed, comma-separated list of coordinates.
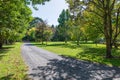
[29, 56, 120, 80]
[32, 42, 65, 46]
[70, 41, 94, 45]
[77, 47, 106, 56]
[0, 46, 14, 60]
[32, 42, 81, 49]
[0, 74, 29, 80]
[31, 41, 100, 49]
[0, 74, 14, 80]
[76, 46, 120, 67]
[1, 46, 14, 49]
[24, 43, 35, 46]
[47, 43, 79, 49]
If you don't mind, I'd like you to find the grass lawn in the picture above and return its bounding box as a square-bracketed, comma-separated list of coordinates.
[0, 42, 27, 80]
[32, 41, 120, 67]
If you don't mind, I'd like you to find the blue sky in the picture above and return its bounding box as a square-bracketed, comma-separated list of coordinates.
[29, 0, 68, 25]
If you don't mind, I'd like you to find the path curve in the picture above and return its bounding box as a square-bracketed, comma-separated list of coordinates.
[21, 43, 120, 80]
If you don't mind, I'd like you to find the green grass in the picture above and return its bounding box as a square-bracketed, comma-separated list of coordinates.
[32, 41, 120, 67]
[0, 42, 27, 80]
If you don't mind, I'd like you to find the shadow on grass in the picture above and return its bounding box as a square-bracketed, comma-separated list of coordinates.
[0, 74, 28, 80]
[32, 42, 81, 49]
[1, 46, 14, 49]
[77, 47, 106, 56]
[0, 46, 14, 60]
[47, 43, 80, 49]
[29, 56, 120, 80]
[76, 46, 120, 67]
[70, 41, 94, 45]
[0, 74, 14, 80]
[32, 42, 65, 46]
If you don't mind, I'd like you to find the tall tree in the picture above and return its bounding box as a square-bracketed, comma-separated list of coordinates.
[66, 0, 120, 58]
[0, 0, 32, 48]
[58, 9, 71, 43]
[44, 27, 53, 45]
[83, 11, 104, 43]
[35, 20, 47, 44]
[66, 0, 85, 45]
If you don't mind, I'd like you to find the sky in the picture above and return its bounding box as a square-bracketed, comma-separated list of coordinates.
[29, 0, 68, 26]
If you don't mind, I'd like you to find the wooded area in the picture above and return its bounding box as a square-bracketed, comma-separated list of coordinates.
[0, 0, 50, 48]
[0, 0, 120, 59]
[1, 0, 120, 79]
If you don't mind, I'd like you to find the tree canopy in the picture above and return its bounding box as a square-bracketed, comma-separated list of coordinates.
[66, 0, 120, 58]
[0, 0, 32, 48]
[0, 0, 50, 48]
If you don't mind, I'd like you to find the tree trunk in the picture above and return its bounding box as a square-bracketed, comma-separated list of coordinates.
[85, 37, 88, 43]
[105, 38, 113, 58]
[42, 41, 44, 45]
[77, 40, 79, 45]
[103, 6, 113, 58]
[0, 43, 3, 49]
[114, 42, 118, 49]
[77, 36, 80, 45]
[46, 39, 48, 45]
[42, 26, 44, 45]
[65, 37, 67, 44]
[6, 40, 9, 45]
[95, 41, 98, 46]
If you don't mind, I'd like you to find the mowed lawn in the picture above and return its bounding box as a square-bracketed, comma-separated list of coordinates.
[0, 42, 27, 80]
[32, 41, 120, 67]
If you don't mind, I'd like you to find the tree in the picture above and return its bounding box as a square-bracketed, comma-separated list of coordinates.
[66, 0, 120, 58]
[0, 0, 50, 48]
[24, 17, 44, 41]
[35, 20, 48, 44]
[0, 0, 32, 48]
[58, 9, 71, 43]
[66, 0, 85, 45]
[82, 11, 104, 44]
[27, 27, 36, 41]
[86, 0, 120, 58]
[25, 17, 53, 44]
[44, 27, 53, 45]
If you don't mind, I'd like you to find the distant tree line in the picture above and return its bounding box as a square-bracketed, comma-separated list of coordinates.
[23, 17, 53, 45]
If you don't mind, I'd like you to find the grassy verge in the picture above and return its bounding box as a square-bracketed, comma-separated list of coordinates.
[0, 42, 27, 80]
[32, 41, 120, 67]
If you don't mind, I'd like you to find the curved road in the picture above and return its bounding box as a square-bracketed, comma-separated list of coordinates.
[21, 43, 120, 80]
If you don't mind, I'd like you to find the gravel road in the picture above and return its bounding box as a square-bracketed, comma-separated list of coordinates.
[21, 43, 120, 80]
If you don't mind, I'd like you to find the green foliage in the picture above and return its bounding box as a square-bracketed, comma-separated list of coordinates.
[24, 17, 53, 43]
[26, 0, 50, 10]
[0, 1, 32, 48]
[35, 24, 53, 43]
[58, 9, 70, 27]
[66, 0, 120, 58]
[29, 0, 50, 5]
[65, 0, 89, 45]
[82, 12, 104, 42]
[44, 28, 53, 41]
[54, 9, 71, 42]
